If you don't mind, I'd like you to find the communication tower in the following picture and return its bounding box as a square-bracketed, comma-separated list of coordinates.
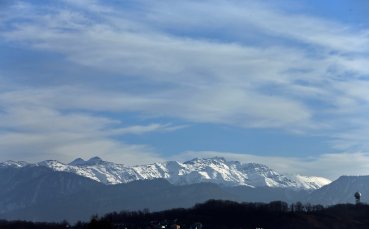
[354, 192, 361, 204]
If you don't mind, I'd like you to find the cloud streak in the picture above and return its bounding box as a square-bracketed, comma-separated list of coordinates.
[0, 0, 369, 170]
[0, 85, 181, 164]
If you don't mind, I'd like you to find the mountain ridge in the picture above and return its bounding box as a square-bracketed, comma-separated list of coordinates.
[1, 157, 331, 190]
[0, 165, 367, 223]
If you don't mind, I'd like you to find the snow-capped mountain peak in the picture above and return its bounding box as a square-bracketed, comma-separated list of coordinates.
[1, 157, 331, 190]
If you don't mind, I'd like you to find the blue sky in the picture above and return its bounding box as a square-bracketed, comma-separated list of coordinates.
[1, 0, 369, 178]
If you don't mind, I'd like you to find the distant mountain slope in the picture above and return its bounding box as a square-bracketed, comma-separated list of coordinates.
[0, 166, 237, 222]
[0, 165, 101, 216]
[1, 157, 331, 190]
[308, 176, 369, 205]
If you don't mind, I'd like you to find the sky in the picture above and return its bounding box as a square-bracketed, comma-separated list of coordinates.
[1, 0, 369, 179]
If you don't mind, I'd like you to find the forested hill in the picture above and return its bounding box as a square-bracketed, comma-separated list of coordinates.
[92, 200, 369, 229]
[1, 200, 369, 229]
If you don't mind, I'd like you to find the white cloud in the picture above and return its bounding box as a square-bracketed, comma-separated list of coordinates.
[1, 4, 318, 130]
[0, 130, 162, 165]
[108, 124, 187, 136]
[0, 86, 183, 164]
[129, 0, 369, 53]
[0, 0, 369, 161]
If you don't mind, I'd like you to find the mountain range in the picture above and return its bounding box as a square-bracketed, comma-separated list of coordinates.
[0, 157, 367, 223]
[2, 156, 331, 190]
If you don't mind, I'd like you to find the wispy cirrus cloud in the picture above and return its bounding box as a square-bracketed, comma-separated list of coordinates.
[0, 0, 369, 166]
[0, 85, 180, 164]
[0, 107, 168, 165]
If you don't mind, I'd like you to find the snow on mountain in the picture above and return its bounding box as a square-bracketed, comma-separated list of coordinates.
[0, 160, 28, 168]
[2, 157, 331, 190]
[37, 159, 127, 184]
[289, 175, 332, 190]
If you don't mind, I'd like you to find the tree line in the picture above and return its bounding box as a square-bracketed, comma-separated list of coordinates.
[1, 200, 369, 229]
